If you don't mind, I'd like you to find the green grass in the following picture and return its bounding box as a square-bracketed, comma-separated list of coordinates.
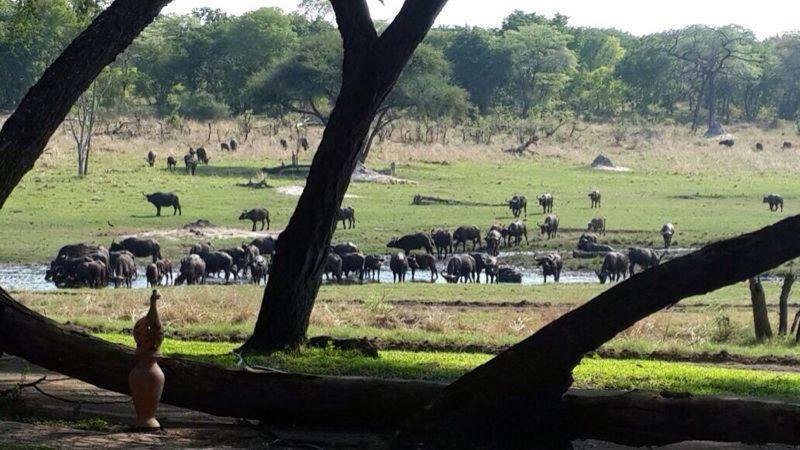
[97, 333, 800, 399]
[1, 143, 799, 263]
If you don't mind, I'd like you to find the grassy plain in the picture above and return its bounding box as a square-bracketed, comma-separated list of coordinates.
[4, 118, 800, 399]
[97, 332, 800, 399]
[0, 120, 799, 263]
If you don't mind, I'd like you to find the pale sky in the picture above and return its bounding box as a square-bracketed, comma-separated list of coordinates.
[164, 0, 799, 39]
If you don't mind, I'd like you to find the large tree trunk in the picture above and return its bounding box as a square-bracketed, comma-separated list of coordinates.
[240, 0, 447, 353]
[397, 215, 800, 448]
[0, 0, 172, 208]
[749, 277, 773, 341]
[3, 287, 800, 445]
[779, 273, 795, 335]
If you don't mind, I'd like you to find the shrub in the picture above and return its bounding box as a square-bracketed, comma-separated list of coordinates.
[178, 91, 230, 121]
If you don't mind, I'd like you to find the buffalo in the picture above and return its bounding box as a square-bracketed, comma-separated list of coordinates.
[596, 252, 630, 284]
[485, 229, 502, 257]
[196, 147, 209, 165]
[431, 229, 453, 260]
[497, 266, 522, 284]
[250, 236, 277, 256]
[76, 260, 106, 288]
[589, 190, 602, 208]
[184, 150, 198, 176]
[112, 252, 136, 288]
[577, 234, 615, 252]
[453, 225, 481, 252]
[144, 192, 181, 217]
[763, 194, 784, 212]
[239, 208, 271, 231]
[110, 237, 162, 262]
[146, 263, 160, 287]
[507, 220, 528, 247]
[783, 141, 793, 149]
[390, 252, 409, 283]
[167, 155, 177, 171]
[537, 193, 554, 213]
[755, 143, 764, 151]
[337, 206, 356, 229]
[388, 233, 433, 254]
[661, 223, 675, 250]
[189, 241, 214, 255]
[147, 151, 156, 167]
[250, 256, 269, 285]
[333, 242, 359, 256]
[156, 258, 173, 284]
[174, 254, 206, 285]
[409, 253, 438, 282]
[230, 138, 238, 151]
[587, 217, 606, 235]
[324, 252, 343, 283]
[199, 251, 235, 282]
[364, 254, 385, 280]
[508, 195, 527, 218]
[628, 247, 661, 276]
[539, 214, 559, 239]
[341, 253, 366, 281]
[441, 254, 476, 284]
[536, 253, 562, 283]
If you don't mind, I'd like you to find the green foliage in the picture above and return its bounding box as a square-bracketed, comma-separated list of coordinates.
[177, 90, 230, 121]
[711, 313, 736, 343]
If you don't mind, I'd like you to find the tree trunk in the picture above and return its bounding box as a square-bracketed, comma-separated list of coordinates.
[0, 0, 171, 207]
[749, 277, 773, 341]
[3, 286, 800, 446]
[240, 0, 448, 353]
[706, 71, 718, 131]
[397, 216, 800, 448]
[779, 273, 795, 335]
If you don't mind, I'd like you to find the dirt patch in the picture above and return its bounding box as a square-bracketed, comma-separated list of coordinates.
[276, 184, 362, 198]
[123, 227, 278, 241]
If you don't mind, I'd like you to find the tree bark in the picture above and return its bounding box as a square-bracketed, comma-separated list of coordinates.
[0, 0, 172, 208]
[240, 0, 448, 353]
[3, 288, 800, 446]
[397, 215, 800, 448]
[779, 274, 795, 335]
[749, 277, 773, 341]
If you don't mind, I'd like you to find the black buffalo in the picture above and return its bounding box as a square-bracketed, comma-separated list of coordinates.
[110, 237, 162, 262]
[388, 233, 433, 254]
[144, 192, 181, 217]
[239, 208, 270, 231]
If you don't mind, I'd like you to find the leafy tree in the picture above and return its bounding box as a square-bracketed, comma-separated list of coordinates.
[0, 0, 82, 109]
[500, 23, 577, 117]
[664, 25, 760, 132]
[445, 27, 510, 113]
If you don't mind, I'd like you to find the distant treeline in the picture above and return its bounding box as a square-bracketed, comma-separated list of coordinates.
[2, 1, 800, 132]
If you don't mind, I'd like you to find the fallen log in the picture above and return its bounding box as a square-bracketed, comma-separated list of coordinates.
[261, 164, 312, 175]
[236, 179, 271, 189]
[412, 194, 504, 207]
[1, 293, 800, 448]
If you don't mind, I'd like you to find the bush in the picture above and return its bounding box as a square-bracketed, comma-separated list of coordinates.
[711, 313, 735, 343]
[178, 91, 230, 121]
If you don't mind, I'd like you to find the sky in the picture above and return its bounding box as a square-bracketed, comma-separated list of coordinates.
[164, 0, 800, 39]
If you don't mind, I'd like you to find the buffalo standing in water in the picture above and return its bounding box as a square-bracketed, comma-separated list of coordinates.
[110, 237, 162, 262]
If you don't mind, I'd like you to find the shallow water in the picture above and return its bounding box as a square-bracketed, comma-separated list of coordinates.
[0, 263, 597, 291]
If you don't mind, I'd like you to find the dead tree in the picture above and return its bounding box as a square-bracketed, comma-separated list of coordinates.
[749, 277, 773, 341]
[240, 0, 449, 353]
[779, 273, 795, 335]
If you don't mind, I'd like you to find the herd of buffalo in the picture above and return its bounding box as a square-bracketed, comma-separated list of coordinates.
[46, 141, 788, 289]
